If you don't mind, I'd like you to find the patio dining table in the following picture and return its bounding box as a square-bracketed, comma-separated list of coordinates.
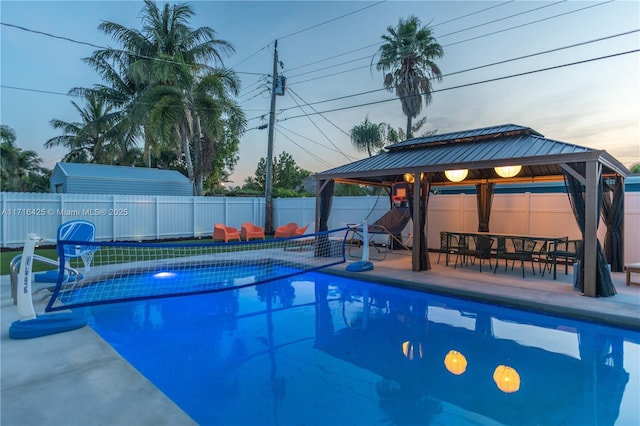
[443, 231, 569, 279]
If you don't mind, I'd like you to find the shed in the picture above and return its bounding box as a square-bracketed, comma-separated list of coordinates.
[50, 163, 193, 196]
[315, 123, 630, 298]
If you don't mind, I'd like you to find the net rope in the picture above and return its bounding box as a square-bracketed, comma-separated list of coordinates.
[45, 228, 349, 312]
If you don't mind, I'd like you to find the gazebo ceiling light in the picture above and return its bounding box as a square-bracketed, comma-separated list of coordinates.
[444, 169, 468, 183]
[495, 165, 522, 178]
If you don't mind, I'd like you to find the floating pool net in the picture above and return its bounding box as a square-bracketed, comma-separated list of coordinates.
[45, 228, 349, 312]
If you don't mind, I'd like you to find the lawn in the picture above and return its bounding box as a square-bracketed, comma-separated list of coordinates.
[0, 238, 212, 275]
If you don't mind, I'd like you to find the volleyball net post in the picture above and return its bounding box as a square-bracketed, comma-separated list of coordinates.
[9, 234, 87, 339]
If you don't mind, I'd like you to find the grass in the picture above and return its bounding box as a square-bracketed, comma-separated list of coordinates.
[0, 238, 210, 275]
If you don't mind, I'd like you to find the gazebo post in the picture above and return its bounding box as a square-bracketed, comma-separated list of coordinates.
[583, 161, 600, 297]
[412, 172, 421, 271]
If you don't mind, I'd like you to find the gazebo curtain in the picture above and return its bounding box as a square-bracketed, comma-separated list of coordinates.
[602, 176, 624, 272]
[563, 164, 616, 296]
[318, 179, 334, 232]
[316, 179, 334, 257]
[476, 182, 495, 232]
[407, 173, 431, 271]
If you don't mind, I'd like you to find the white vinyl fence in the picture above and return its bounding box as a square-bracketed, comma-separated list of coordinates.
[2, 191, 639, 263]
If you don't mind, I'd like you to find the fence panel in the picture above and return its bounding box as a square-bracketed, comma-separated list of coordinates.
[1, 191, 638, 263]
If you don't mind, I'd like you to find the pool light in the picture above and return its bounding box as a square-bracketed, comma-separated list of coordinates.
[153, 271, 177, 279]
[493, 365, 521, 393]
[402, 340, 423, 360]
[444, 350, 468, 375]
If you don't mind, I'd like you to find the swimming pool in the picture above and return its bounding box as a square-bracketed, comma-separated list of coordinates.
[86, 270, 639, 425]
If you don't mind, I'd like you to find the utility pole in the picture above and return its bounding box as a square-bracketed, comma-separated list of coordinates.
[264, 40, 278, 234]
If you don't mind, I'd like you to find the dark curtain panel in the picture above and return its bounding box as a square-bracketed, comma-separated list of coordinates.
[563, 165, 616, 296]
[407, 174, 431, 270]
[316, 179, 334, 257]
[318, 179, 334, 232]
[602, 176, 624, 272]
[476, 182, 495, 232]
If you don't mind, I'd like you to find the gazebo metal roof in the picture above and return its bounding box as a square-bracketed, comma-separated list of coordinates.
[316, 124, 629, 186]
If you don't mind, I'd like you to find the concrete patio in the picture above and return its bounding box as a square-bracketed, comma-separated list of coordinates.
[1, 251, 638, 425]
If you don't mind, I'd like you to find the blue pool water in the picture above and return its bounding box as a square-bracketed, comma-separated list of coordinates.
[86, 270, 640, 425]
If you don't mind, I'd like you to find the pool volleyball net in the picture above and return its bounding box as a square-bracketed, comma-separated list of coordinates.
[45, 228, 349, 312]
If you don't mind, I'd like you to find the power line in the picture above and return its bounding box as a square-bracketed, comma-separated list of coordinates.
[230, 43, 270, 69]
[288, 88, 351, 138]
[275, 128, 334, 169]
[0, 21, 267, 76]
[442, 0, 614, 48]
[278, 125, 350, 157]
[0, 85, 70, 97]
[283, 0, 613, 87]
[276, 49, 640, 122]
[285, 87, 355, 162]
[0, 22, 106, 49]
[431, 1, 516, 28]
[276, 1, 386, 41]
[437, 0, 566, 39]
[284, 1, 516, 73]
[285, 28, 639, 90]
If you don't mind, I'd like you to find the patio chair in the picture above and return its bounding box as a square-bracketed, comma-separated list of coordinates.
[543, 239, 581, 277]
[213, 224, 241, 243]
[494, 237, 538, 278]
[294, 224, 310, 236]
[284, 224, 314, 252]
[240, 222, 265, 241]
[453, 235, 474, 269]
[274, 222, 298, 238]
[438, 232, 461, 265]
[471, 235, 494, 272]
[347, 207, 411, 261]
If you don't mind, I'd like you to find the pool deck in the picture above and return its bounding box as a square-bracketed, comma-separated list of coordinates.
[1, 252, 639, 425]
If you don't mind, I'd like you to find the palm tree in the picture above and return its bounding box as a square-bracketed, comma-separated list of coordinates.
[90, 0, 244, 194]
[350, 116, 385, 157]
[376, 16, 443, 138]
[45, 93, 124, 164]
[1, 125, 48, 192]
[145, 66, 246, 195]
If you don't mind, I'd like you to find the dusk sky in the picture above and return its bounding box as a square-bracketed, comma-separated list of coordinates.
[1, 0, 639, 186]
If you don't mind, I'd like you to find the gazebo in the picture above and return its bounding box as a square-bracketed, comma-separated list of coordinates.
[314, 124, 629, 297]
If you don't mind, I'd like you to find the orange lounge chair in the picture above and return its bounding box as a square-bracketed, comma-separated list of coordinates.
[274, 222, 298, 238]
[294, 224, 309, 236]
[213, 223, 241, 243]
[241, 222, 265, 241]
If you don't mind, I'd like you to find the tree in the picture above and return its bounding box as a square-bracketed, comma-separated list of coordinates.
[385, 117, 435, 143]
[45, 93, 136, 164]
[87, 0, 246, 195]
[243, 152, 312, 196]
[350, 116, 385, 157]
[629, 162, 640, 174]
[1, 125, 50, 192]
[145, 67, 246, 195]
[375, 16, 443, 138]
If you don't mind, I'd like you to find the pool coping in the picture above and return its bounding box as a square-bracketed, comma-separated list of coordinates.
[327, 252, 640, 331]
